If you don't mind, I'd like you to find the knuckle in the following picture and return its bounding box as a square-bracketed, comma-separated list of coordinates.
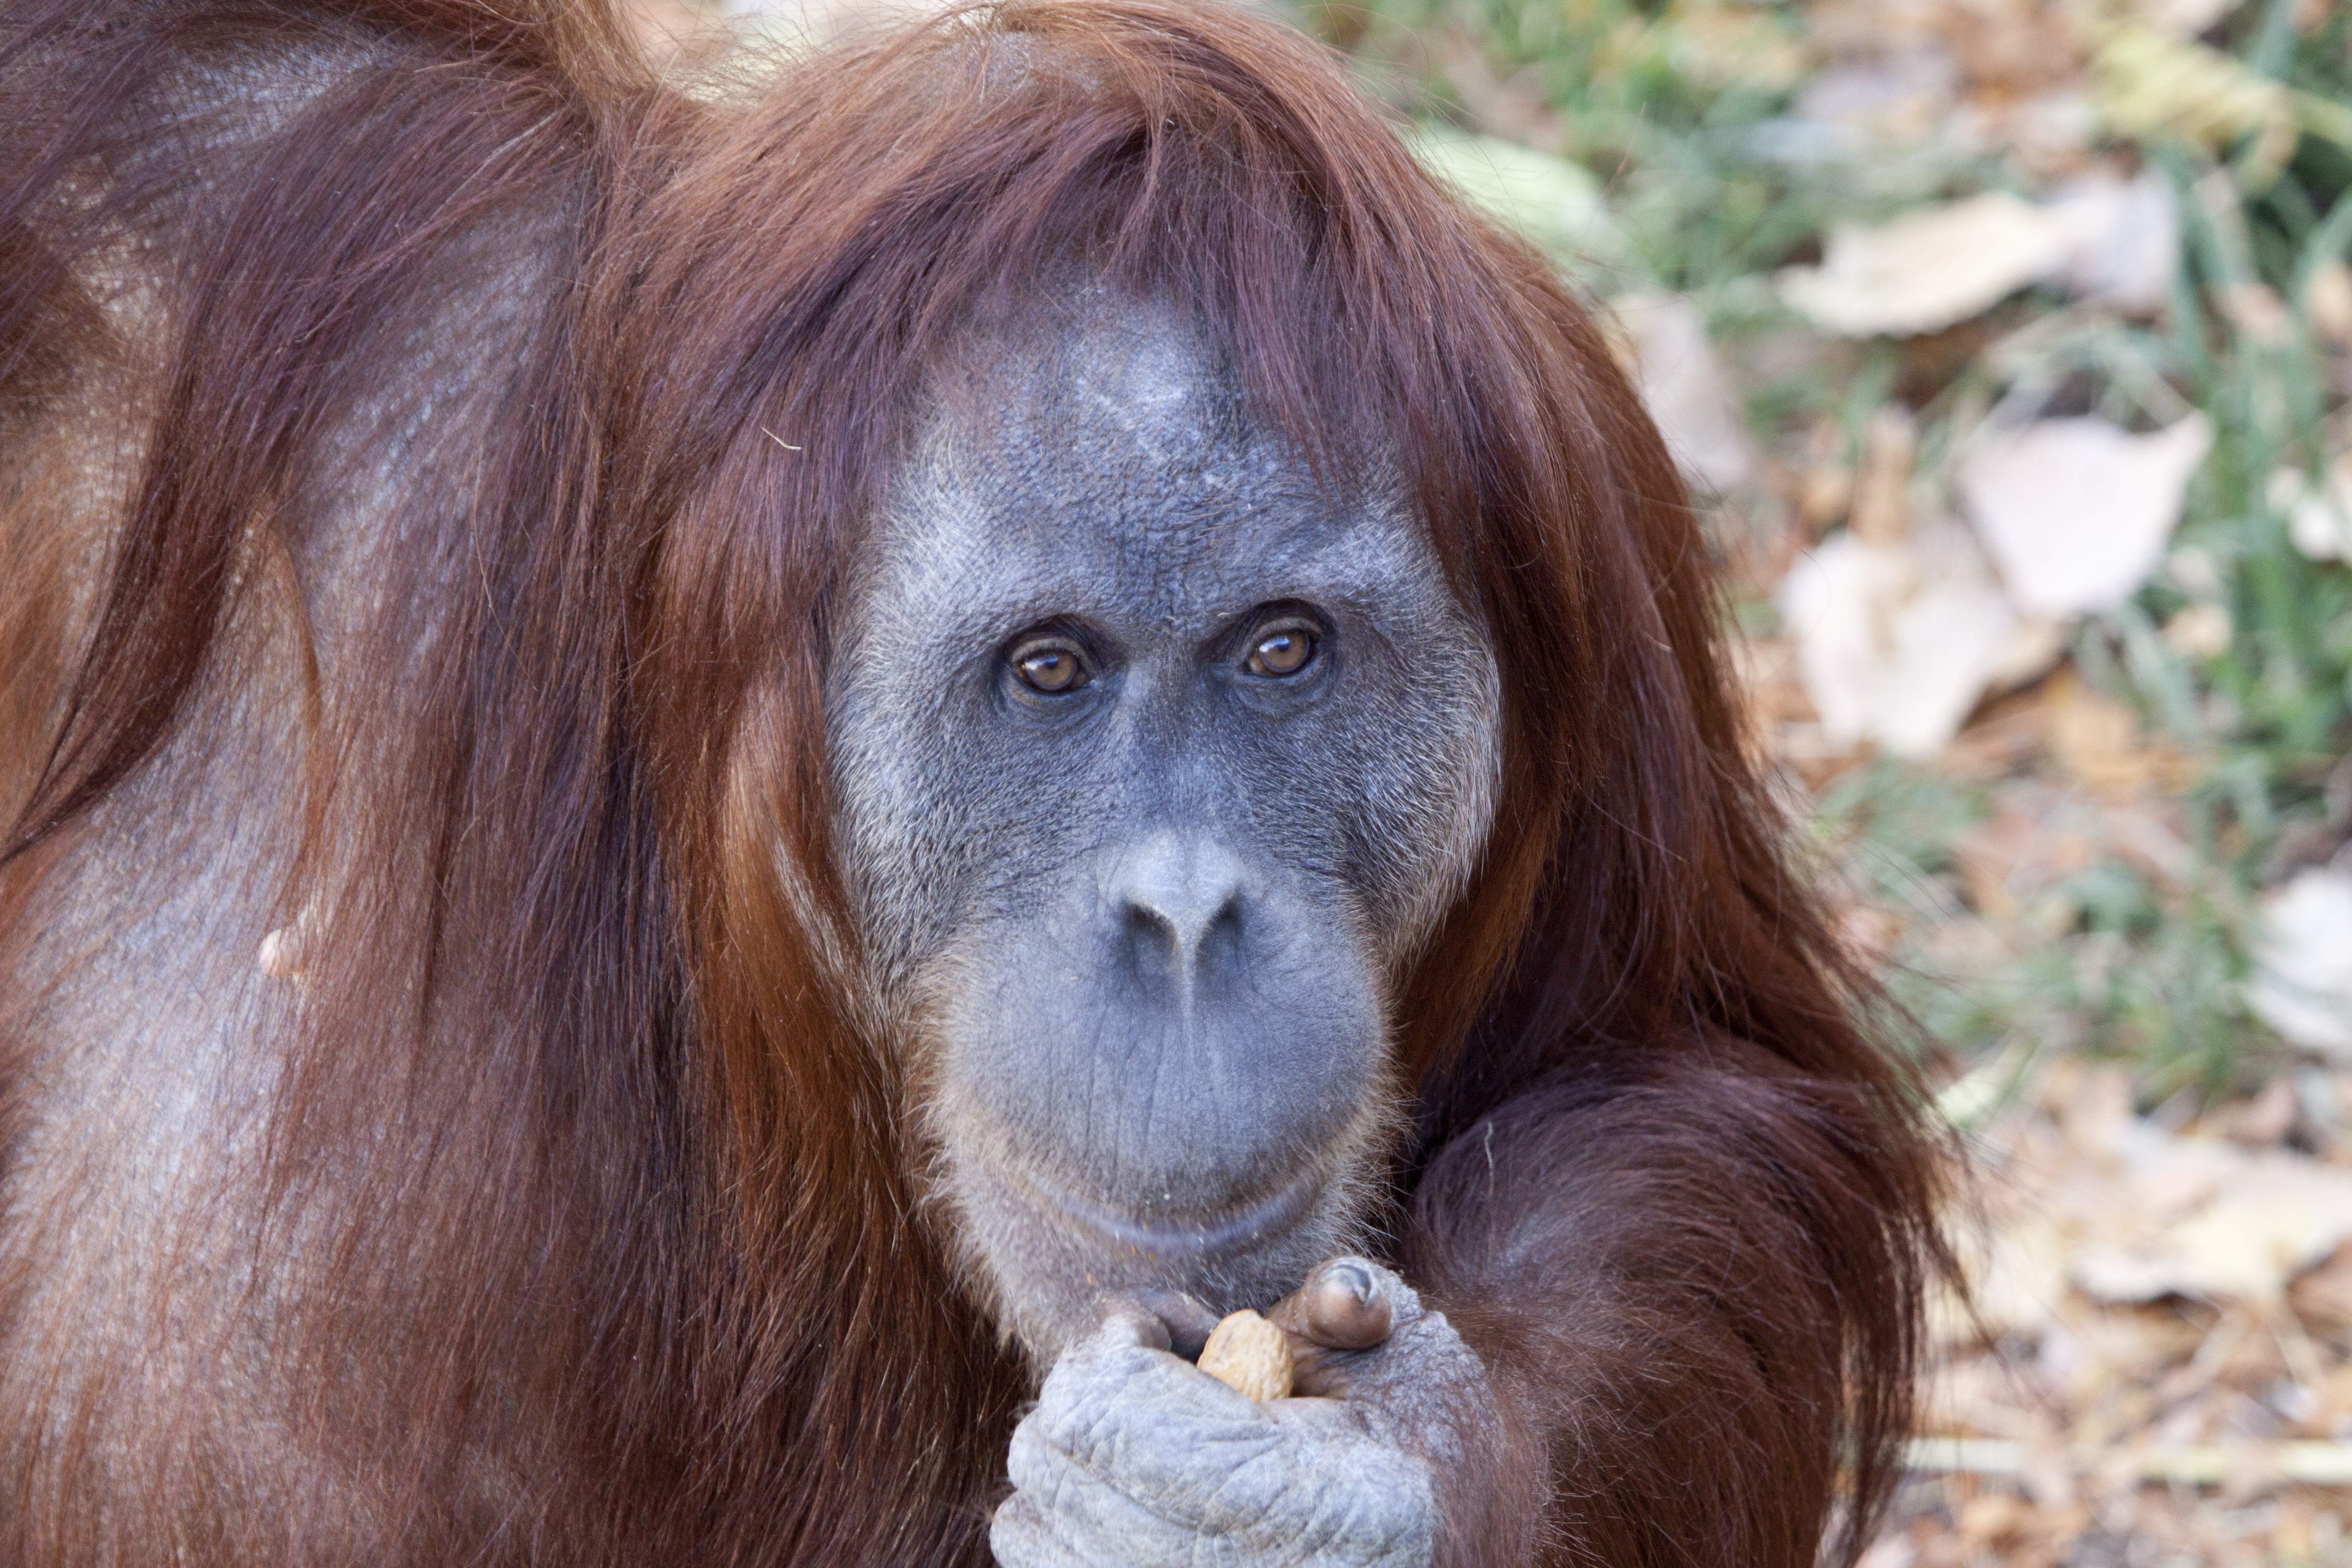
[1040, 1394, 1117, 1468]
[987, 1494, 1070, 1568]
[1005, 1413, 1060, 1493]
[1368, 1267, 1424, 1323]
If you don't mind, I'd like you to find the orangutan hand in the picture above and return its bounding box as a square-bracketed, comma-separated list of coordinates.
[989, 1258, 1495, 1568]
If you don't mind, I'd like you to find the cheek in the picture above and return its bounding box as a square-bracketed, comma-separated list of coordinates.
[827, 671, 1104, 994]
[1285, 638, 1502, 952]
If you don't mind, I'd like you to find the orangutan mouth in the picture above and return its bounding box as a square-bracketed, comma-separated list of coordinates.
[1027, 1168, 1324, 1262]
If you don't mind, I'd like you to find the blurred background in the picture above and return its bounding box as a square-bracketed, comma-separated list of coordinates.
[638, 1, 2352, 1560]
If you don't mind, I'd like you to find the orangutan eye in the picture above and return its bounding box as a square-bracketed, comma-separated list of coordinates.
[1244, 626, 1317, 678]
[1012, 640, 1089, 695]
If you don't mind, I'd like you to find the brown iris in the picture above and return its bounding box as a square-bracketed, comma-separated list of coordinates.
[1245, 627, 1316, 678]
[1013, 642, 1087, 694]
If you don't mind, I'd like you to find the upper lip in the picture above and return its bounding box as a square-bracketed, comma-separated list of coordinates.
[1027, 1168, 1321, 1260]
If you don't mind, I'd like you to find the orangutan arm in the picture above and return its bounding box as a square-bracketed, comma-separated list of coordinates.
[1396, 1044, 1929, 1568]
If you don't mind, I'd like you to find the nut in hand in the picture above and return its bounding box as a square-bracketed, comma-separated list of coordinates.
[1195, 1309, 1293, 1402]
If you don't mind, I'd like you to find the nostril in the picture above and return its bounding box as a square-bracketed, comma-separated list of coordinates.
[1123, 896, 1179, 952]
[1122, 885, 1241, 959]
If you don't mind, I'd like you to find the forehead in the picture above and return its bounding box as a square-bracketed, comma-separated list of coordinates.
[858, 301, 1457, 643]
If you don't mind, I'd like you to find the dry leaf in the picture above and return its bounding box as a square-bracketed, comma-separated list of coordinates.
[2217, 281, 2294, 345]
[1611, 293, 1757, 494]
[1956, 1492, 2031, 1546]
[2162, 602, 2232, 657]
[1408, 126, 1621, 262]
[1955, 802, 2091, 918]
[1855, 1534, 1918, 1568]
[2070, 1132, 2352, 1304]
[1777, 171, 2183, 335]
[1935, 0, 2084, 95]
[1778, 523, 2048, 758]
[2132, 0, 2245, 35]
[2090, 23, 2299, 180]
[1638, 2, 1809, 95]
[2309, 257, 2352, 347]
[2209, 1077, 2299, 1146]
[2269, 459, 2352, 561]
[1850, 406, 1918, 546]
[1796, 460, 1855, 531]
[2248, 869, 2352, 1058]
[1961, 1216, 2075, 1342]
[1907, 1047, 2352, 1554]
[1958, 414, 2213, 619]
[2291, 1245, 2352, 1329]
[2046, 169, 2179, 313]
[1786, 51, 1964, 155]
[2043, 672, 2192, 794]
[2158, 1179, 2352, 1302]
[1779, 192, 2075, 337]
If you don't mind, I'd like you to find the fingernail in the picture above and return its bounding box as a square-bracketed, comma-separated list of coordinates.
[1305, 1259, 1392, 1350]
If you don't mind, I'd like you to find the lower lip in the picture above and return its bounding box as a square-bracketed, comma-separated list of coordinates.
[1028, 1170, 1321, 1260]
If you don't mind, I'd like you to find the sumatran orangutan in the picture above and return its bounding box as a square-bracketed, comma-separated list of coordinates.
[0, 1, 1947, 1563]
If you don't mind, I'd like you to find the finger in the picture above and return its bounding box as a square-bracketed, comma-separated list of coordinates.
[1301, 1257, 1397, 1349]
[1082, 1298, 1172, 1353]
[1270, 1255, 1398, 1351]
[988, 1489, 1090, 1568]
[1129, 1286, 1220, 1359]
[1024, 1312, 1255, 1478]
[1019, 1345, 1284, 1500]
[1021, 1309, 1191, 1469]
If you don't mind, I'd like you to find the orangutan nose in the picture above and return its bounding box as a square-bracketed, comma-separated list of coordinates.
[1110, 833, 1249, 990]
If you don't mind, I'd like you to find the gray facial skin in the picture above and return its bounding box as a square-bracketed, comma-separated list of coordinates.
[828, 296, 1501, 1364]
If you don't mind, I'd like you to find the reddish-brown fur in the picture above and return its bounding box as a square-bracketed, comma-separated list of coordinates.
[0, 2, 1947, 1563]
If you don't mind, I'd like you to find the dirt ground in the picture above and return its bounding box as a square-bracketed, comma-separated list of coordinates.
[1874, 1058, 2352, 1566]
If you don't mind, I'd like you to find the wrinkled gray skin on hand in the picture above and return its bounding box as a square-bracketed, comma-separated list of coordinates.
[826, 292, 1503, 1563]
[992, 1261, 1489, 1568]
